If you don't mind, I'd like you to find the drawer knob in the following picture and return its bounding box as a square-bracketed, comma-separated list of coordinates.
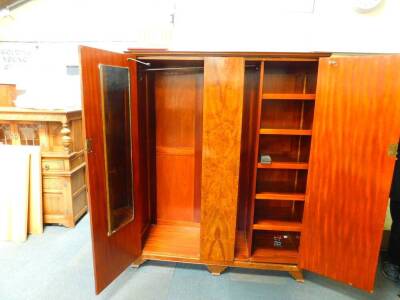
[44, 164, 50, 170]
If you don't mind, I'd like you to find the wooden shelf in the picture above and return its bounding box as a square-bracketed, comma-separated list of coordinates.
[251, 231, 300, 264]
[259, 129, 312, 136]
[257, 162, 308, 170]
[253, 219, 302, 232]
[251, 247, 299, 264]
[143, 224, 200, 260]
[262, 93, 315, 100]
[255, 192, 306, 201]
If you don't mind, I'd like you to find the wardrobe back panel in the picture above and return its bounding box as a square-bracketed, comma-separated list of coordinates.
[155, 71, 203, 224]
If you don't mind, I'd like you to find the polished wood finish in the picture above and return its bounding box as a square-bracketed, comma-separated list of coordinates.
[236, 62, 262, 258]
[259, 136, 311, 163]
[251, 231, 300, 264]
[257, 162, 308, 170]
[236, 231, 301, 265]
[81, 50, 400, 294]
[259, 129, 312, 135]
[252, 247, 298, 264]
[243, 58, 318, 268]
[0, 108, 87, 228]
[234, 231, 249, 259]
[300, 55, 400, 292]
[263, 61, 318, 94]
[200, 57, 244, 263]
[255, 192, 305, 201]
[246, 62, 265, 257]
[262, 93, 315, 100]
[80, 46, 143, 294]
[143, 224, 200, 259]
[261, 100, 314, 130]
[155, 70, 203, 224]
[253, 220, 302, 232]
[256, 169, 308, 194]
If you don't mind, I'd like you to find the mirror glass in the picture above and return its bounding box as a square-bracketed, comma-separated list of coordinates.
[100, 65, 134, 235]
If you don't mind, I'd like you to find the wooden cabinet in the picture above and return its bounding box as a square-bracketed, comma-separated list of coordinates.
[0, 108, 87, 227]
[80, 47, 400, 294]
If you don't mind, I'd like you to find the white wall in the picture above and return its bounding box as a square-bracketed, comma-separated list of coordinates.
[172, 0, 400, 53]
[0, 0, 399, 109]
[1, 0, 400, 52]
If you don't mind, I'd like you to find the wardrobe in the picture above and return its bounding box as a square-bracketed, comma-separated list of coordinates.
[80, 46, 400, 294]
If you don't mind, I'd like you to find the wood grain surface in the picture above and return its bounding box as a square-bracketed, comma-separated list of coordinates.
[143, 224, 200, 259]
[200, 57, 244, 263]
[80, 46, 144, 294]
[155, 71, 202, 223]
[300, 55, 400, 291]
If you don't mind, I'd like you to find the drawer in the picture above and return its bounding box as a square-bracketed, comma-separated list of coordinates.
[43, 177, 66, 191]
[70, 154, 85, 170]
[42, 159, 65, 172]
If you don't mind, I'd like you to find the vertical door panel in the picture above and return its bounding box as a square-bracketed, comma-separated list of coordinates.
[200, 57, 244, 263]
[80, 46, 143, 294]
[300, 55, 400, 291]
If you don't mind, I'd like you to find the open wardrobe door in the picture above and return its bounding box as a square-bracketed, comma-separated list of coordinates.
[80, 46, 143, 294]
[300, 55, 400, 292]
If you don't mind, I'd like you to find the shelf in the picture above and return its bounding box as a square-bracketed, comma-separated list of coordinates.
[262, 93, 315, 100]
[251, 231, 300, 264]
[251, 247, 299, 264]
[255, 192, 305, 201]
[253, 219, 302, 232]
[257, 162, 308, 170]
[143, 224, 200, 260]
[259, 129, 312, 136]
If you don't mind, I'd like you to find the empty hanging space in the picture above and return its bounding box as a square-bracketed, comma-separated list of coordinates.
[138, 59, 203, 260]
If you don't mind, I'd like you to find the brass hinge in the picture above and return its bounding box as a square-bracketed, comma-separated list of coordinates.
[388, 143, 399, 158]
[85, 138, 93, 153]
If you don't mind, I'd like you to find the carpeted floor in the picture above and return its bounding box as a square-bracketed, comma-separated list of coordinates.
[0, 215, 399, 300]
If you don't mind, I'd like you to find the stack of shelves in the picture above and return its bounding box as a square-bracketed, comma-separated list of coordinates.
[249, 59, 319, 264]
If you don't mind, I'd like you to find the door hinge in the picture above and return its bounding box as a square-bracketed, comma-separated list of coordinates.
[85, 138, 93, 153]
[388, 143, 399, 158]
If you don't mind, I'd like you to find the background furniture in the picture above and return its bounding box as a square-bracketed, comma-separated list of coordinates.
[80, 47, 400, 295]
[0, 145, 42, 241]
[0, 108, 87, 227]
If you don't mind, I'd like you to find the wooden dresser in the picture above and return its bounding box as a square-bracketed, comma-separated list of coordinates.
[0, 108, 87, 227]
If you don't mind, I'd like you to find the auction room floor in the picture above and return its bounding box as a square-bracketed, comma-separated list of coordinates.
[0, 215, 398, 300]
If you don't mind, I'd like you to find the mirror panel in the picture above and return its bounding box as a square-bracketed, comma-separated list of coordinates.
[100, 65, 134, 235]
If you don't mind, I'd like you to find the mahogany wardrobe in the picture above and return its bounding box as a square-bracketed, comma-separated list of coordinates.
[80, 46, 400, 294]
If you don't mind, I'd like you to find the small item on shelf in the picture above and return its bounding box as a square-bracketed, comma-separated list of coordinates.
[260, 154, 272, 164]
[273, 235, 283, 248]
